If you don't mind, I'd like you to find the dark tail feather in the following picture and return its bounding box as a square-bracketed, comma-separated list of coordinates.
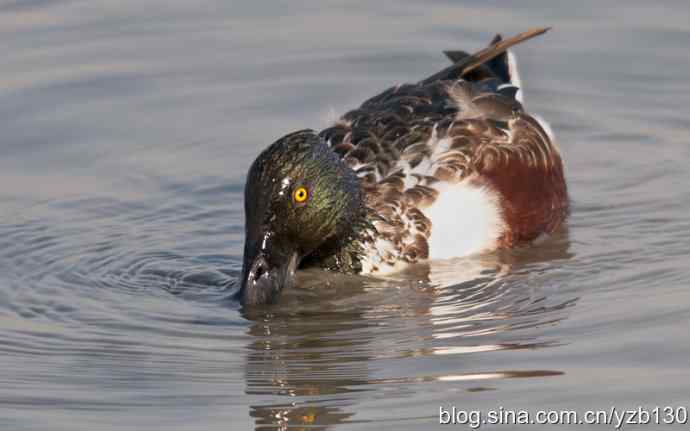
[459, 27, 549, 75]
[444, 34, 512, 83]
[443, 49, 470, 63]
[443, 34, 503, 63]
[422, 27, 550, 84]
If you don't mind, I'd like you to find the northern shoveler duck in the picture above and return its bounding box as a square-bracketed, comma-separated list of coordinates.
[239, 28, 568, 305]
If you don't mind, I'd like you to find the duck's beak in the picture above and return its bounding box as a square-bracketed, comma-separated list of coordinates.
[239, 231, 300, 306]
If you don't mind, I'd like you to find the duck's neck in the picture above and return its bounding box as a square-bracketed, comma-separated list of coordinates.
[299, 189, 374, 274]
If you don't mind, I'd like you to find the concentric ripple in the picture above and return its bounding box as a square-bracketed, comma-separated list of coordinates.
[0, 187, 578, 430]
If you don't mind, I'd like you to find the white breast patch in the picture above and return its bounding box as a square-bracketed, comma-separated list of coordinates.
[421, 179, 504, 260]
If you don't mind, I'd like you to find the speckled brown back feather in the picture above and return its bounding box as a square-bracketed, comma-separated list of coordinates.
[316, 28, 567, 272]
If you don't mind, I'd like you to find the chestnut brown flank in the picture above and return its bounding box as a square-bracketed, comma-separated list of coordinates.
[475, 120, 569, 247]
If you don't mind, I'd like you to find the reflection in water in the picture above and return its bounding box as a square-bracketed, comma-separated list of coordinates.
[243, 234, 576, 429]
[244, 310, 364, 430]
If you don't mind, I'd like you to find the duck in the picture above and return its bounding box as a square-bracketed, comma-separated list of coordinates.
[239, 28, 568, 306]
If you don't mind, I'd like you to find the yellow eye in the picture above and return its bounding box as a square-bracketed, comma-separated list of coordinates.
[293, 186, 309, 203]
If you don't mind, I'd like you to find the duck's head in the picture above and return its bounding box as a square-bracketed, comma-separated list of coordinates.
[239, 129, 363, 306]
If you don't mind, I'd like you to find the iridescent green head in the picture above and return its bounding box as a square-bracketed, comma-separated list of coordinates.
[239, 129, 363, 306]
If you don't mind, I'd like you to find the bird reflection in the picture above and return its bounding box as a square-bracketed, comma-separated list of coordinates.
[241, 232, 575, 429]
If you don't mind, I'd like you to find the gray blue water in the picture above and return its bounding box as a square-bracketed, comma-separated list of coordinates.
[1, 1, 689, 430]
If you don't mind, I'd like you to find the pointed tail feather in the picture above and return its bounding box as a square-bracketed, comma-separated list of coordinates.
[422, 27, 550, 84]
[443, 34, 503, 64]
[443, 49, 470, 63]
[459, 27, 550, 76]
